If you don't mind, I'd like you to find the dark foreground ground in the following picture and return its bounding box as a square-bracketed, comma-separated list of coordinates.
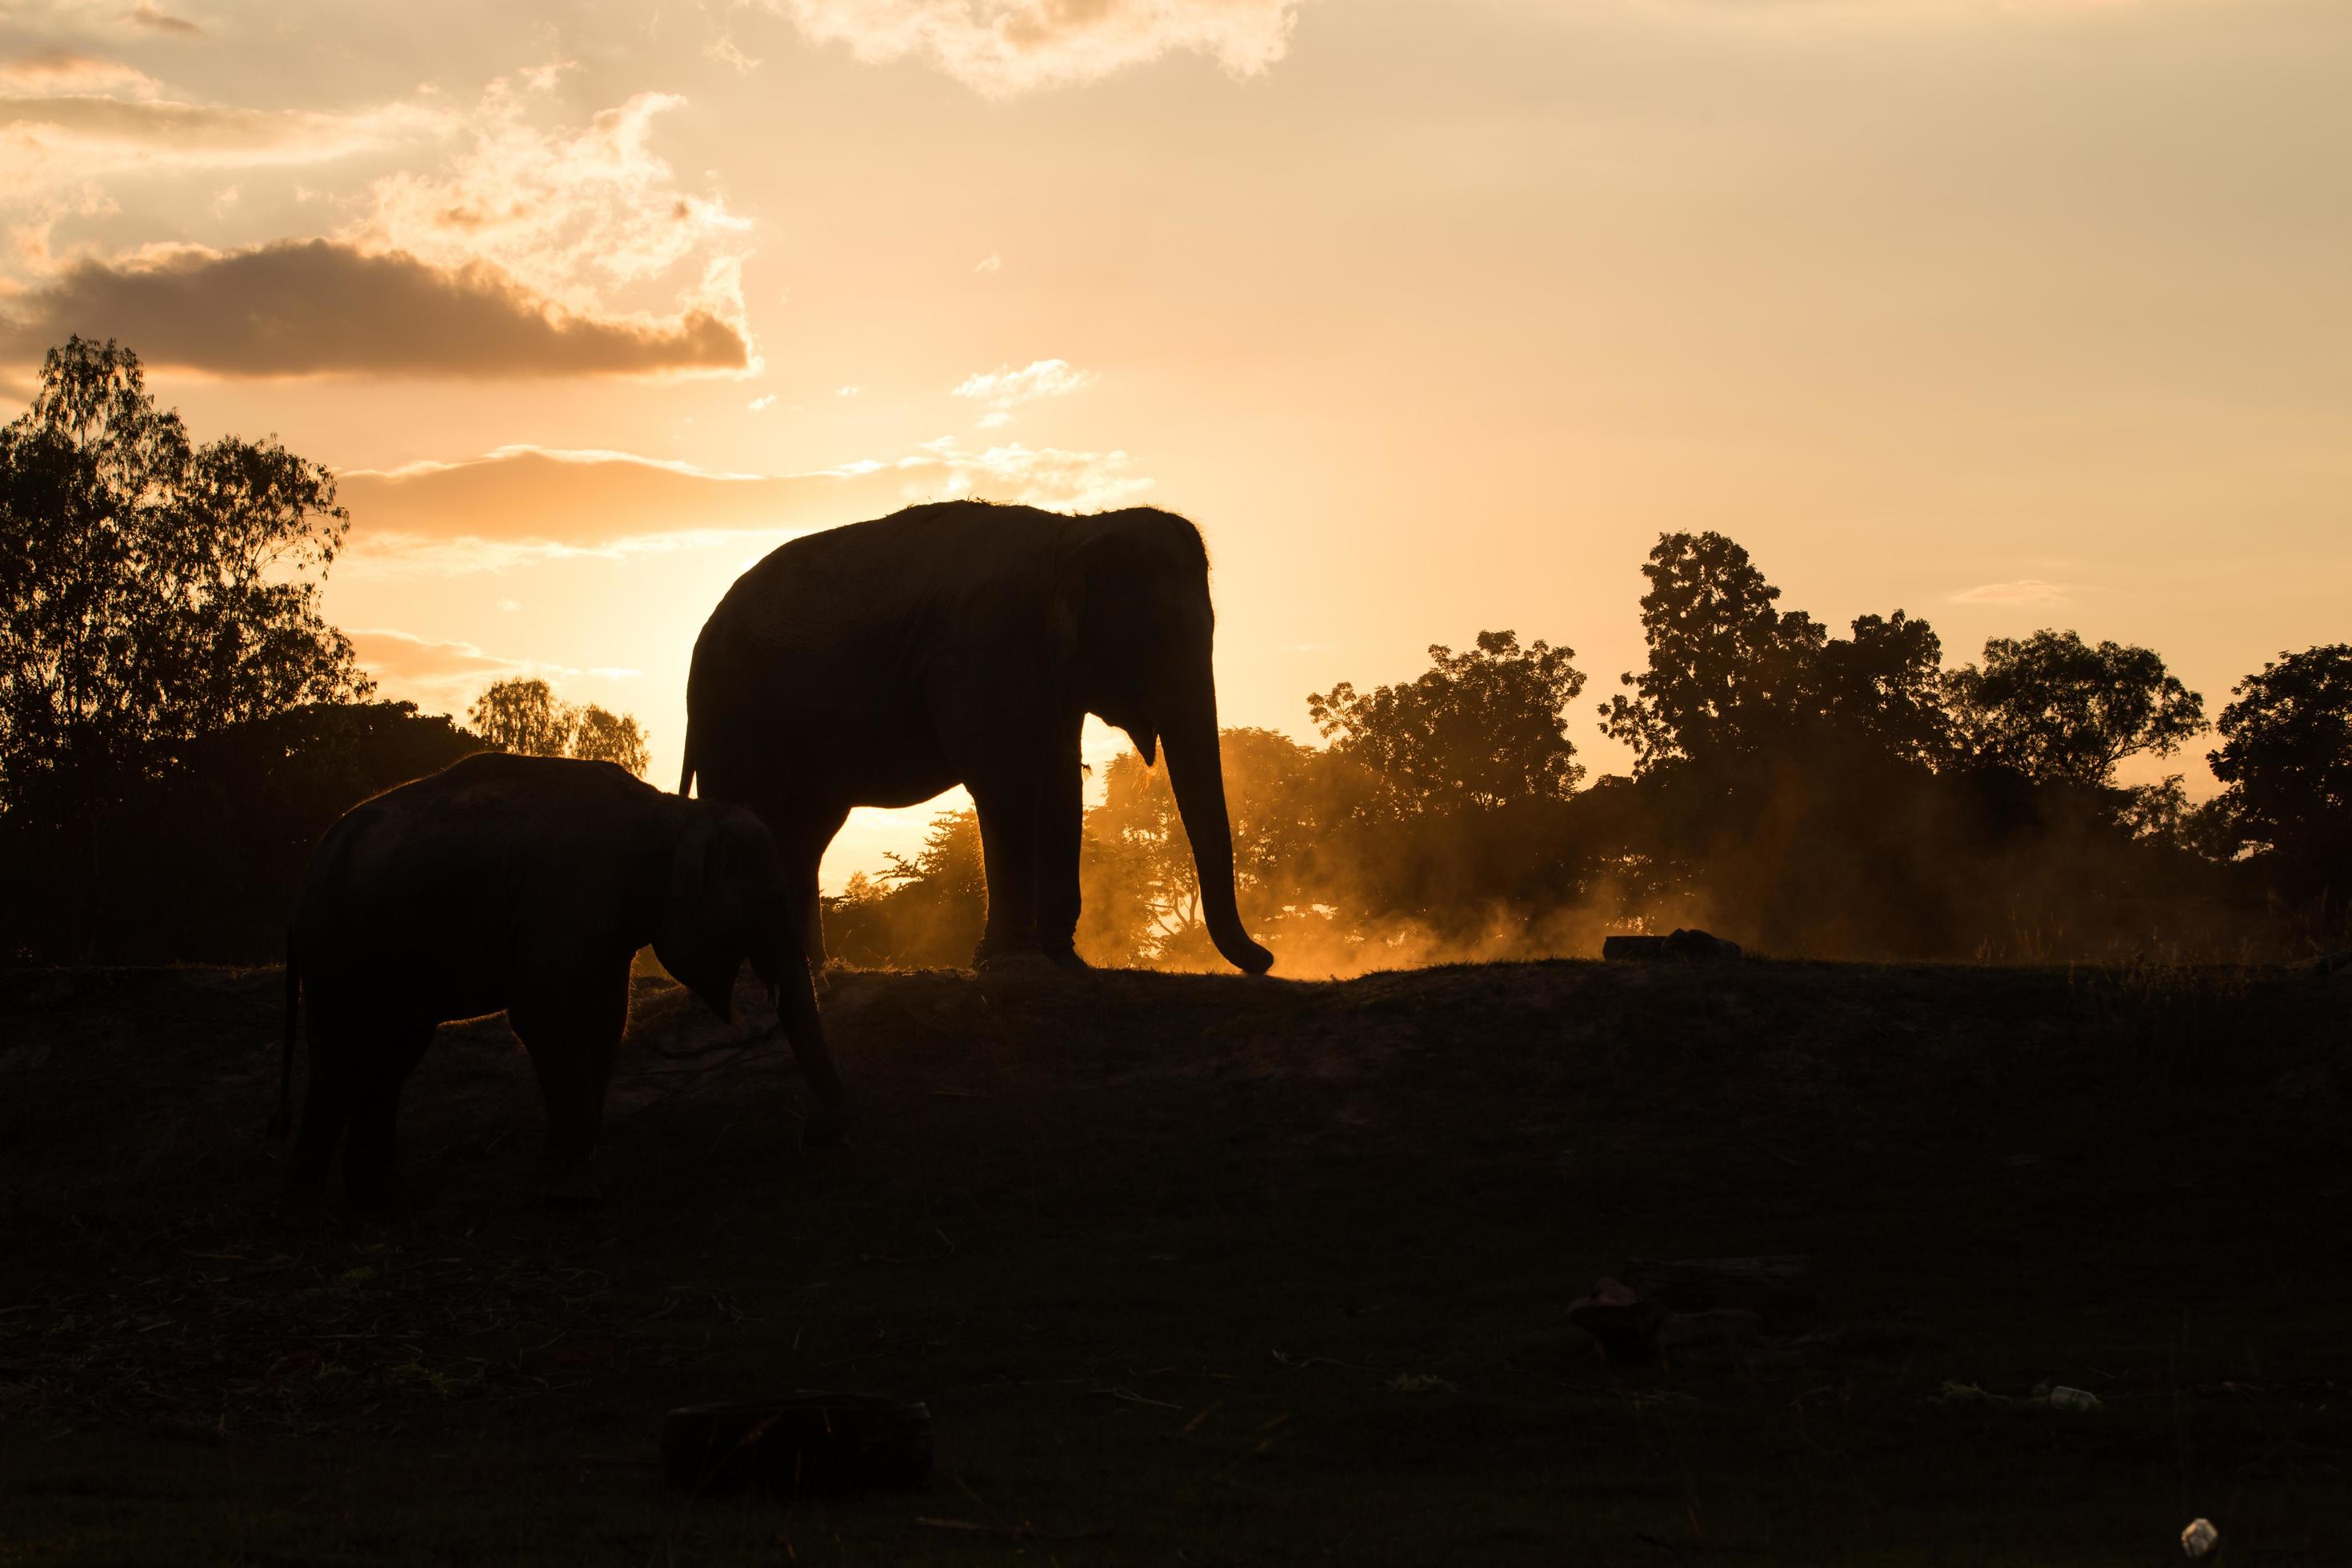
[4, 958, 2350, 1566]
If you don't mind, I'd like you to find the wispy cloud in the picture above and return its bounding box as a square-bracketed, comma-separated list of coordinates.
[951, 356, 1094, 406]
[974, 251, 1001, 273]
[1951, 578, 2071, 605]
[122, 1, 200, 35]
[0, 52, 162, 97]
[766, 0, 1305, 97]
[334, 439, 1155, 574]
[705, 33, 762, 73]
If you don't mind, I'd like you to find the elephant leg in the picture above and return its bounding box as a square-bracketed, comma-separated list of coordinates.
[342, 1022, 434, 1210]
[774, 947, 850, 1148]
[276, 1007, 362, 1224]
[514, 968, 626, 1204]
[1038, 725, 1088, 970]
[970, 774, 1043, 965]
[786, 807, 846, 969]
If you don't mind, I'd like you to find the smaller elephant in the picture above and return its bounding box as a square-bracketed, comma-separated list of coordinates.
[271, 752, 844, 1222]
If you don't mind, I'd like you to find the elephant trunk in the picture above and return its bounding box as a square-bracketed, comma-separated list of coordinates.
[1160, 670, 1274, 975]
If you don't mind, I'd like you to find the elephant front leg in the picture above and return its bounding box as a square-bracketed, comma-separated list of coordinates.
[970, 774, 1045, 967]
[1037, 732, 1088, 970]
[513, 972, 626, 1205]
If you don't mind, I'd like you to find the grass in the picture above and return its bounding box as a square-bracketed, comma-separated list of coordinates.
[2, 957, 2350, 1564]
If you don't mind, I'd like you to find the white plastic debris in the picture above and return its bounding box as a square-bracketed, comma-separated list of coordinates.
[2181, 1518, 2218, 1558]
[2046, 1385, 2102, 1413]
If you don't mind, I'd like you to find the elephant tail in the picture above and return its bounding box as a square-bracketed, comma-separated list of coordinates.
[269, 934, 298, 1141]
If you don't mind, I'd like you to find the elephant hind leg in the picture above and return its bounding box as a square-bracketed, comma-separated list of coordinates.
[342, 1022, 434, 1210]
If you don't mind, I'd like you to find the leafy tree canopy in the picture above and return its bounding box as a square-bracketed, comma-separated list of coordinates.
[1602, 532, 1945, 773]
[1946, 629, 2203, 788]
[469, 677, 650, 777]
[0, 337, 366, 816]
[1310, 630, 1586, 813]
[2208, 643, 2352, 862]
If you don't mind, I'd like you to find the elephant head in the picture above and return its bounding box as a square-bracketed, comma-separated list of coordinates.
[654, 803, 797, 1017]
[1058, 510, 1274, 975]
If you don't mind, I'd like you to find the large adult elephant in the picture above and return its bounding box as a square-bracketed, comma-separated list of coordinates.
[681, 501, 1274, 974]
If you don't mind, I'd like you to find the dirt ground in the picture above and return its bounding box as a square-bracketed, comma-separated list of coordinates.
[3, 957, 2350, 1565]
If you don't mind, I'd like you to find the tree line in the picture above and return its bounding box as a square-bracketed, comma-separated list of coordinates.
[0, 342, 650, 963]
[5, 338, 2345, 968]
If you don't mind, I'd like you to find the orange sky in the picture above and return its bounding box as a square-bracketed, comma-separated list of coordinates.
[5, 0, 2346, 885]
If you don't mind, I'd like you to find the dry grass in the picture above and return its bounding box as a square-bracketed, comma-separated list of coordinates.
[3, 958, 2350, 1564]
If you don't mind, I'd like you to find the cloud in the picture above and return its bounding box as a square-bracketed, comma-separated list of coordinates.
[1951, 578, 2071, 605]
[974, 252, 1001, 273]
[352, 80, 750, 330]
[974, 408, 1012, 429]
[950, 356, 1094, 406]
[0, 52, 162, 97]
[767, 0, 1305, 96]
[706, 33, 762, 73]
[747, 392, 777, 411]
[0, 94, 451, 201]
[836, 384, 860, 396]
[349, 627, 526, 695]
[0, 238, 751, 376]
[334, 441, 1156, 572]
[123, 1, 200, 34]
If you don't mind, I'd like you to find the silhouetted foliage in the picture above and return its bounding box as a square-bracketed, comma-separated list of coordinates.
[2209, 644, 2352, 900]
[0, 701, 480, 963]
[1310, 630, 1586, 814]
[0, 338, 369, 957]
[1947, 630, 2205, 788]
[469, 676, 650, 777]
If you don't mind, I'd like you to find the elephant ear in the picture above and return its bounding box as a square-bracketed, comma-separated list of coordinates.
[1052, 530, 1158, 766]
[654, 810, 736, 1019]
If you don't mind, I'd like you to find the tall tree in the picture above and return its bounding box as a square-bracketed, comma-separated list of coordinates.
[1310, 630, 1586, 814]
[1599, 532, 1826, 771]
[570, 703, 651, 778]
[0, 337, 366, 818]
[468, 677, 574, 758]
[0, 338, 366, 954]
[1946, 630, 2204, 788]
[468, 678, 651, 777]
[2208, 644, 2352, 878]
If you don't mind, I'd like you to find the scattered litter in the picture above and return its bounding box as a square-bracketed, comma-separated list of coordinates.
[1568, 1277, 1666, 1365]
[2181, 1518, 2219, 1558]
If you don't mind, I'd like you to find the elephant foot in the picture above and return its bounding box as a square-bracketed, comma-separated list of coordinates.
[1041, 940, 1092, 973]
[538, 1166, 606, 1207]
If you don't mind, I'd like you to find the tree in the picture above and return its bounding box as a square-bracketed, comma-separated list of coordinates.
[1946, 630, 2204, 788]
[570, 703, 651, 777]
[467, 678, 651, 777]
[2208, 644, 2352, 881]
[469, 677, 574, 758]
[0, 337, 366, 820]
[1309, 630, 1586, 814]
[1600, 532, 1826, 772]
[1812, 610, 1951, 768]
[1600, 532, 1949, 774]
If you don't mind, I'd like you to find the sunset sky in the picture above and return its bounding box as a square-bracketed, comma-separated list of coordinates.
[4, 0, 2346, 886]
